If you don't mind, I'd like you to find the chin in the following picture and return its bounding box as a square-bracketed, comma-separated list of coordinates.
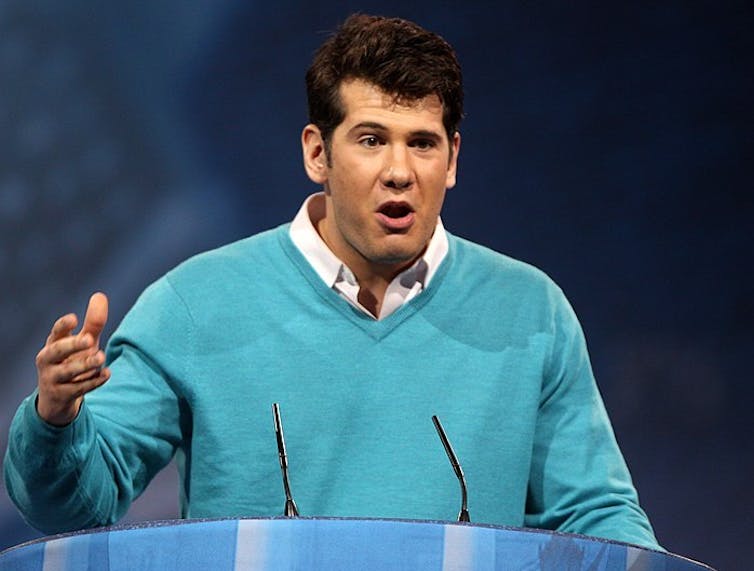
[370, 247, 422, 267]
[374, 235, 429, 263]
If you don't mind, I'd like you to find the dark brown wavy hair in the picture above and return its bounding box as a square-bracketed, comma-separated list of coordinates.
[305, 14, 464, 154]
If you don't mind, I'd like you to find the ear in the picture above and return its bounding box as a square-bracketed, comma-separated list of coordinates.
[302, 124, 329, 184]
[445, 131, 461, 189]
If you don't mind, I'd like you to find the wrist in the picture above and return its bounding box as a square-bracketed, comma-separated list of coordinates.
[35, 395, 81, 427]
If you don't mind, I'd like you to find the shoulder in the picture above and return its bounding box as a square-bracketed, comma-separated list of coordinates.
[422, 233, 582, 356]
[446, 232, 562, 299]
[440, 232, 582, 338]
[168, 225, 289, 281]
[153, 224, 298, 297]
[127, 225, 291, 315]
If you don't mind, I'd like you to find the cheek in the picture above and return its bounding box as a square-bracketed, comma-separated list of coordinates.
[422, 172, 448, 207]
[329, 168, 374, 213]
[330, 187, 366, 231]
[428, 194, 446, 222]
[328, 159, 361, 194]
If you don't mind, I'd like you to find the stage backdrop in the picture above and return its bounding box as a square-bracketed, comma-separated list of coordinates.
[1, 2, 751, 570]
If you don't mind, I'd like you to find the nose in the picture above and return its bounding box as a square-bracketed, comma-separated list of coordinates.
[380, 146, 414, 190]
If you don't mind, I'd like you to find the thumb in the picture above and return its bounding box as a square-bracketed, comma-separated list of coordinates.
[81, 292, 109, 342]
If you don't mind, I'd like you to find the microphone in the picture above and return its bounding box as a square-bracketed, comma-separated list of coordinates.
[432, 415, 470, 522]
[272, 403, 299, 517]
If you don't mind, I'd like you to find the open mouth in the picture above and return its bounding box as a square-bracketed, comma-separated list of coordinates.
[378, 202, 414, 219]
[376, 202, 415, 230]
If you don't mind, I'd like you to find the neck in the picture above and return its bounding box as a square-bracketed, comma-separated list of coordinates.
[351, 266, 411, 318]
[308, 193, 426, 319]
[316, 219, 417, 318]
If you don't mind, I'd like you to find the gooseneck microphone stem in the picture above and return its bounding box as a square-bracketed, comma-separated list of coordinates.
[272, 403, 299, 517]
[432, 415, 470, 522]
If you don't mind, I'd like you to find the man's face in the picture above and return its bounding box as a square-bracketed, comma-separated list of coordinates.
[302, 79, 460, 280]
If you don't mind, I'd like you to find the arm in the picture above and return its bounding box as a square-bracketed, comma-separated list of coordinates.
[4, 285, 187, 533]
[523, 287, 661, 550]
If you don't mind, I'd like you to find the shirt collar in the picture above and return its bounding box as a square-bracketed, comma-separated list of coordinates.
[289, 192, 448, 291]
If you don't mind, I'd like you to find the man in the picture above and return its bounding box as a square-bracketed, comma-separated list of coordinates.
[5, 14, 660, 549]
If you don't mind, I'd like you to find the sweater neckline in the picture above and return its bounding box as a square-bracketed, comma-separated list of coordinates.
[277, 224, 454, 340]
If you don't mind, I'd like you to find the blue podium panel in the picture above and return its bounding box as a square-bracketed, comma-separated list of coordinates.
[0, 518, 715, 571]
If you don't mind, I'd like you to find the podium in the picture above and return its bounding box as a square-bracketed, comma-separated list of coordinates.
[0, 518, 715, 570]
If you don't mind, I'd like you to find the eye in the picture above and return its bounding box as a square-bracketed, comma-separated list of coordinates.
[410, 138, 437, 151]
[359, 135, 381, 148]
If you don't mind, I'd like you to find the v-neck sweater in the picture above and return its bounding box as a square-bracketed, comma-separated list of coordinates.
[5, 224, 659, 549]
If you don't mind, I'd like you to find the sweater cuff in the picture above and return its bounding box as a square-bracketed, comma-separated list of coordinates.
[20, 391, 91, 455]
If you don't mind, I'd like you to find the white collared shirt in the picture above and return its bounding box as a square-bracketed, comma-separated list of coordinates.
[289, 193, 448, 320]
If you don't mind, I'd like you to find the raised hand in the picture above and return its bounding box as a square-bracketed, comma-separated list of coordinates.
[35, 292, 111, 426]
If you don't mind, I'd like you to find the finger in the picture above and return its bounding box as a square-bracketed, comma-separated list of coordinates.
[46, 313, 79, 345]
[58, 369, 110, 400]
[39, 346, 101, 383]
[70, 352, 107, 383]
[70, 363, 104, 384]
[54, 350, 105, 383]
[81, 292, 109, 342]
[37, 334, 94, 367]
[62, 368, 111, 399]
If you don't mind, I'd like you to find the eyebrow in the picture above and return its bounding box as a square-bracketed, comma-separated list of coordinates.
[348, 122, 444, 141]
[350, 121, 388, 133]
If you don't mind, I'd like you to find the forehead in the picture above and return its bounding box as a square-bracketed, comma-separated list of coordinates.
[337, 79, 445, 129]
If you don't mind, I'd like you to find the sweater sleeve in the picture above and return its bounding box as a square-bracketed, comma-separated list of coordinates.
[3, 277, 192, 534]
[523, 285, 662, 550]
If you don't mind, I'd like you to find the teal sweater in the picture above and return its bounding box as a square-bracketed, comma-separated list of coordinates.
[4, 226, 660, 549]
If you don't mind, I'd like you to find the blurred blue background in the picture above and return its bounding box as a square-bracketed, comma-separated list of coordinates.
[1, 2, 751, 569]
